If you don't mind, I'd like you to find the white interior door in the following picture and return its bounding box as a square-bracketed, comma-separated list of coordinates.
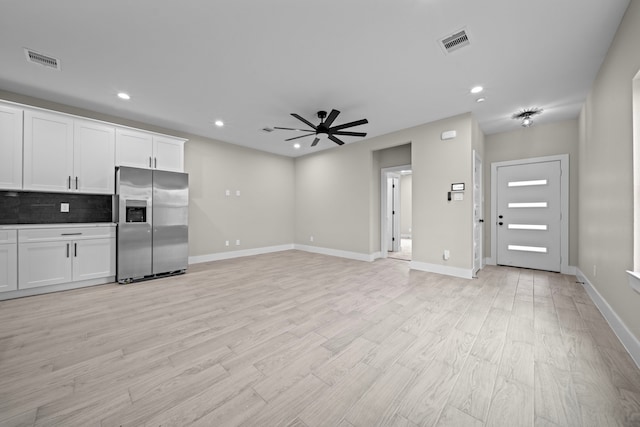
[387, 176, 400, 252]
[496, 160, 561, 272]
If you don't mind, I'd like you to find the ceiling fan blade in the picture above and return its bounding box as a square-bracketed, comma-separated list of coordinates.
[328, 135, 345, 146]
[329, 118, 368, 132]
[291, 113, 317, 130]
[311, 138, 320, 147]
[332, 131, 367, 137]
[323, 109, 340, 127]
[285, 133, 315, 141]
[274, 126, 314, 132]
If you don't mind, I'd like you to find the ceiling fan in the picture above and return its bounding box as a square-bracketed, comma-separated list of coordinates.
[275, 109, 368, 147]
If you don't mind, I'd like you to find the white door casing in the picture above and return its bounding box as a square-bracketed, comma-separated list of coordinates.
[473, 150, 483, 276]
[380, 164, 411, 258]
[490, 155, 569, 273]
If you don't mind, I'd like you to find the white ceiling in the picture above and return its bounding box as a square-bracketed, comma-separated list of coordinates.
[0, 0, 630, 157]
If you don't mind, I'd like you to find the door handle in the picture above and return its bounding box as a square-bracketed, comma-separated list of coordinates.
[479, 219, 484, 223]
[498, 215, 503, 219]
[498, 222, 504, 226]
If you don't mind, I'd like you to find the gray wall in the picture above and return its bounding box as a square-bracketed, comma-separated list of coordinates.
[484, 119, 580, 266]
[578, 1, 640, 341]
[296, 113, 479, 271]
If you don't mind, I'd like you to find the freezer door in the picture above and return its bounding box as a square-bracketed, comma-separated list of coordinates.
[116, 167, 153, 281]
[117, 223, 152, 280]
[152, 170, 189, 274]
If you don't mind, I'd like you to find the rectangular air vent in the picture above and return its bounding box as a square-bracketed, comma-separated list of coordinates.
[439, 29, 470, 54]
[24, 48, 61, 70]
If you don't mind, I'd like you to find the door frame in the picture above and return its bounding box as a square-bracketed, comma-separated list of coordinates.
[472, 150, 483, 276]
[489, 154, 570, 274]
[381, 164, 411, 259]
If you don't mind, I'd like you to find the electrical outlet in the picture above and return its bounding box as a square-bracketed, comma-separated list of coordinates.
[225, 189, 230, 196]
[443, 249, 450, 260]
[310, 236, 314, 242]
[60, 203, 69, 213]
[225, 240, 229, 246]
[593, 265, 597, 277]
[236, 190, 241, 196]
[236, 239, 240, 246]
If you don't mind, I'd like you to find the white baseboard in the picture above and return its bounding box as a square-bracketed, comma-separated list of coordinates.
[294, 244, 377, 262]
[485, 257, 496, 266]
[576, 268, 640, 369]
[409, 260, 474, 279]
[188, 244, 294, 264]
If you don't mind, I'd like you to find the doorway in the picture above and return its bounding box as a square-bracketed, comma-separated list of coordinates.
[381, 165, 412, 261]
[491, 155, 569, 273]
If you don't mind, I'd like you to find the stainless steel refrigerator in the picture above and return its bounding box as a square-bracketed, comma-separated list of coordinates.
[115, 166, 188, 283]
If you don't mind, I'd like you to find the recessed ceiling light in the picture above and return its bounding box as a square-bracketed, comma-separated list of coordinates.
[293, 143, 301, 149]
[214, 120, 224, 127]
[470, 86, 483, 94]
[117, 92, 130, 100]
[476, 97, 486, 103]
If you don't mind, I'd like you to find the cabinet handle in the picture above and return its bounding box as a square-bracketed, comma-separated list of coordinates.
[149, 156, 152, 168]
[74, 242, 77, 257]
[66, 243, 70, 258]
[154, 157, 157, 168]
[75, 176, 78, 190]
[68, 176, 71, 189]
[61, 233, 82, 236]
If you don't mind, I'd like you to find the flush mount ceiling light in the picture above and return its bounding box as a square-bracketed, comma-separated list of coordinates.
[117, 92, 130, 100]
[214, 120, 224, 127]
[470, 86, 483, 94]
[293, 143, 301, 149]
[512, 107, 543, 127]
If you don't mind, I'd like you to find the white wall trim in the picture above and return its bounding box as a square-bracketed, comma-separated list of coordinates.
[576, 268, 640, 369]
[188, 244, 294, 264]
[380, 164, 412, 259]
[294, 244, 377, 262]
[409, 260, 474, 279]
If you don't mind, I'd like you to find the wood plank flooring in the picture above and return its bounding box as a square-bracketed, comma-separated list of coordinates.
[1, 250, 639, 426]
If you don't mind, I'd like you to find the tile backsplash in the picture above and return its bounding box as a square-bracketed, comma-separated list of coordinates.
[0, 191, 113, 224]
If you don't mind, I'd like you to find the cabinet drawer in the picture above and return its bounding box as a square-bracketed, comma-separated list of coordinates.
[19, 226, 115, 242]
[0, 229, 17, 244]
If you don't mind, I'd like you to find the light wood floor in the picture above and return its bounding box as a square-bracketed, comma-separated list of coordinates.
[1, 251, 639, 427]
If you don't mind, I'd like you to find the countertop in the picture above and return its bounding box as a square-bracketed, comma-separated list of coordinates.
[0, 223, 116, 230]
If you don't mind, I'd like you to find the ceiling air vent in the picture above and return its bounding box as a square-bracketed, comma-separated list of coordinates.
[439, 29, 470, 54]
[24, 48, 61, 70]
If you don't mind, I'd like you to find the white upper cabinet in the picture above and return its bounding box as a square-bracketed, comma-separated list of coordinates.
[116, 128, 185, 172]
[74, 120, 115, 194]
[115, 128, 153, 169]
[0, 104, 23, 190]
[23, 110, 115, 194]
[23, 110, 75, 192]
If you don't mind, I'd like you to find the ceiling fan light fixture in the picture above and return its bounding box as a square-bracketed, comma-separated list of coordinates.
[512, 107, 543, 128]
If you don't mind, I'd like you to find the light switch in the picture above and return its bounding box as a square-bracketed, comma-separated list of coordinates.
[60, 203, 69, 212]
[225, 190, 230, 196]
[236, 190, 241, 196]
[453, 193, 463, 201]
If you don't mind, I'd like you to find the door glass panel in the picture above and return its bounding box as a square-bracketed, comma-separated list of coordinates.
[508, 202, 548, 208]
[508, 245, 548, 253]
[507, 224, 548, 230]
[508, 179, 548, 187]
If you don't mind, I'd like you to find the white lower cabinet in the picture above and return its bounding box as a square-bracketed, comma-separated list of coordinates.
[0, 230, 18, 293]
[18, 226, 115, 290]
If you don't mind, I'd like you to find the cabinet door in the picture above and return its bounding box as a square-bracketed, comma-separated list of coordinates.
[72, 238, 115, 281]
[74, 120, 115, 194]
[0, 104, 23, 190]
[116, 128, 153, 169]
[153, 135, 184, 172]
[24, 110, 74, 192]
[18, 241, 72, 289]
[0, 244, 18, 293]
